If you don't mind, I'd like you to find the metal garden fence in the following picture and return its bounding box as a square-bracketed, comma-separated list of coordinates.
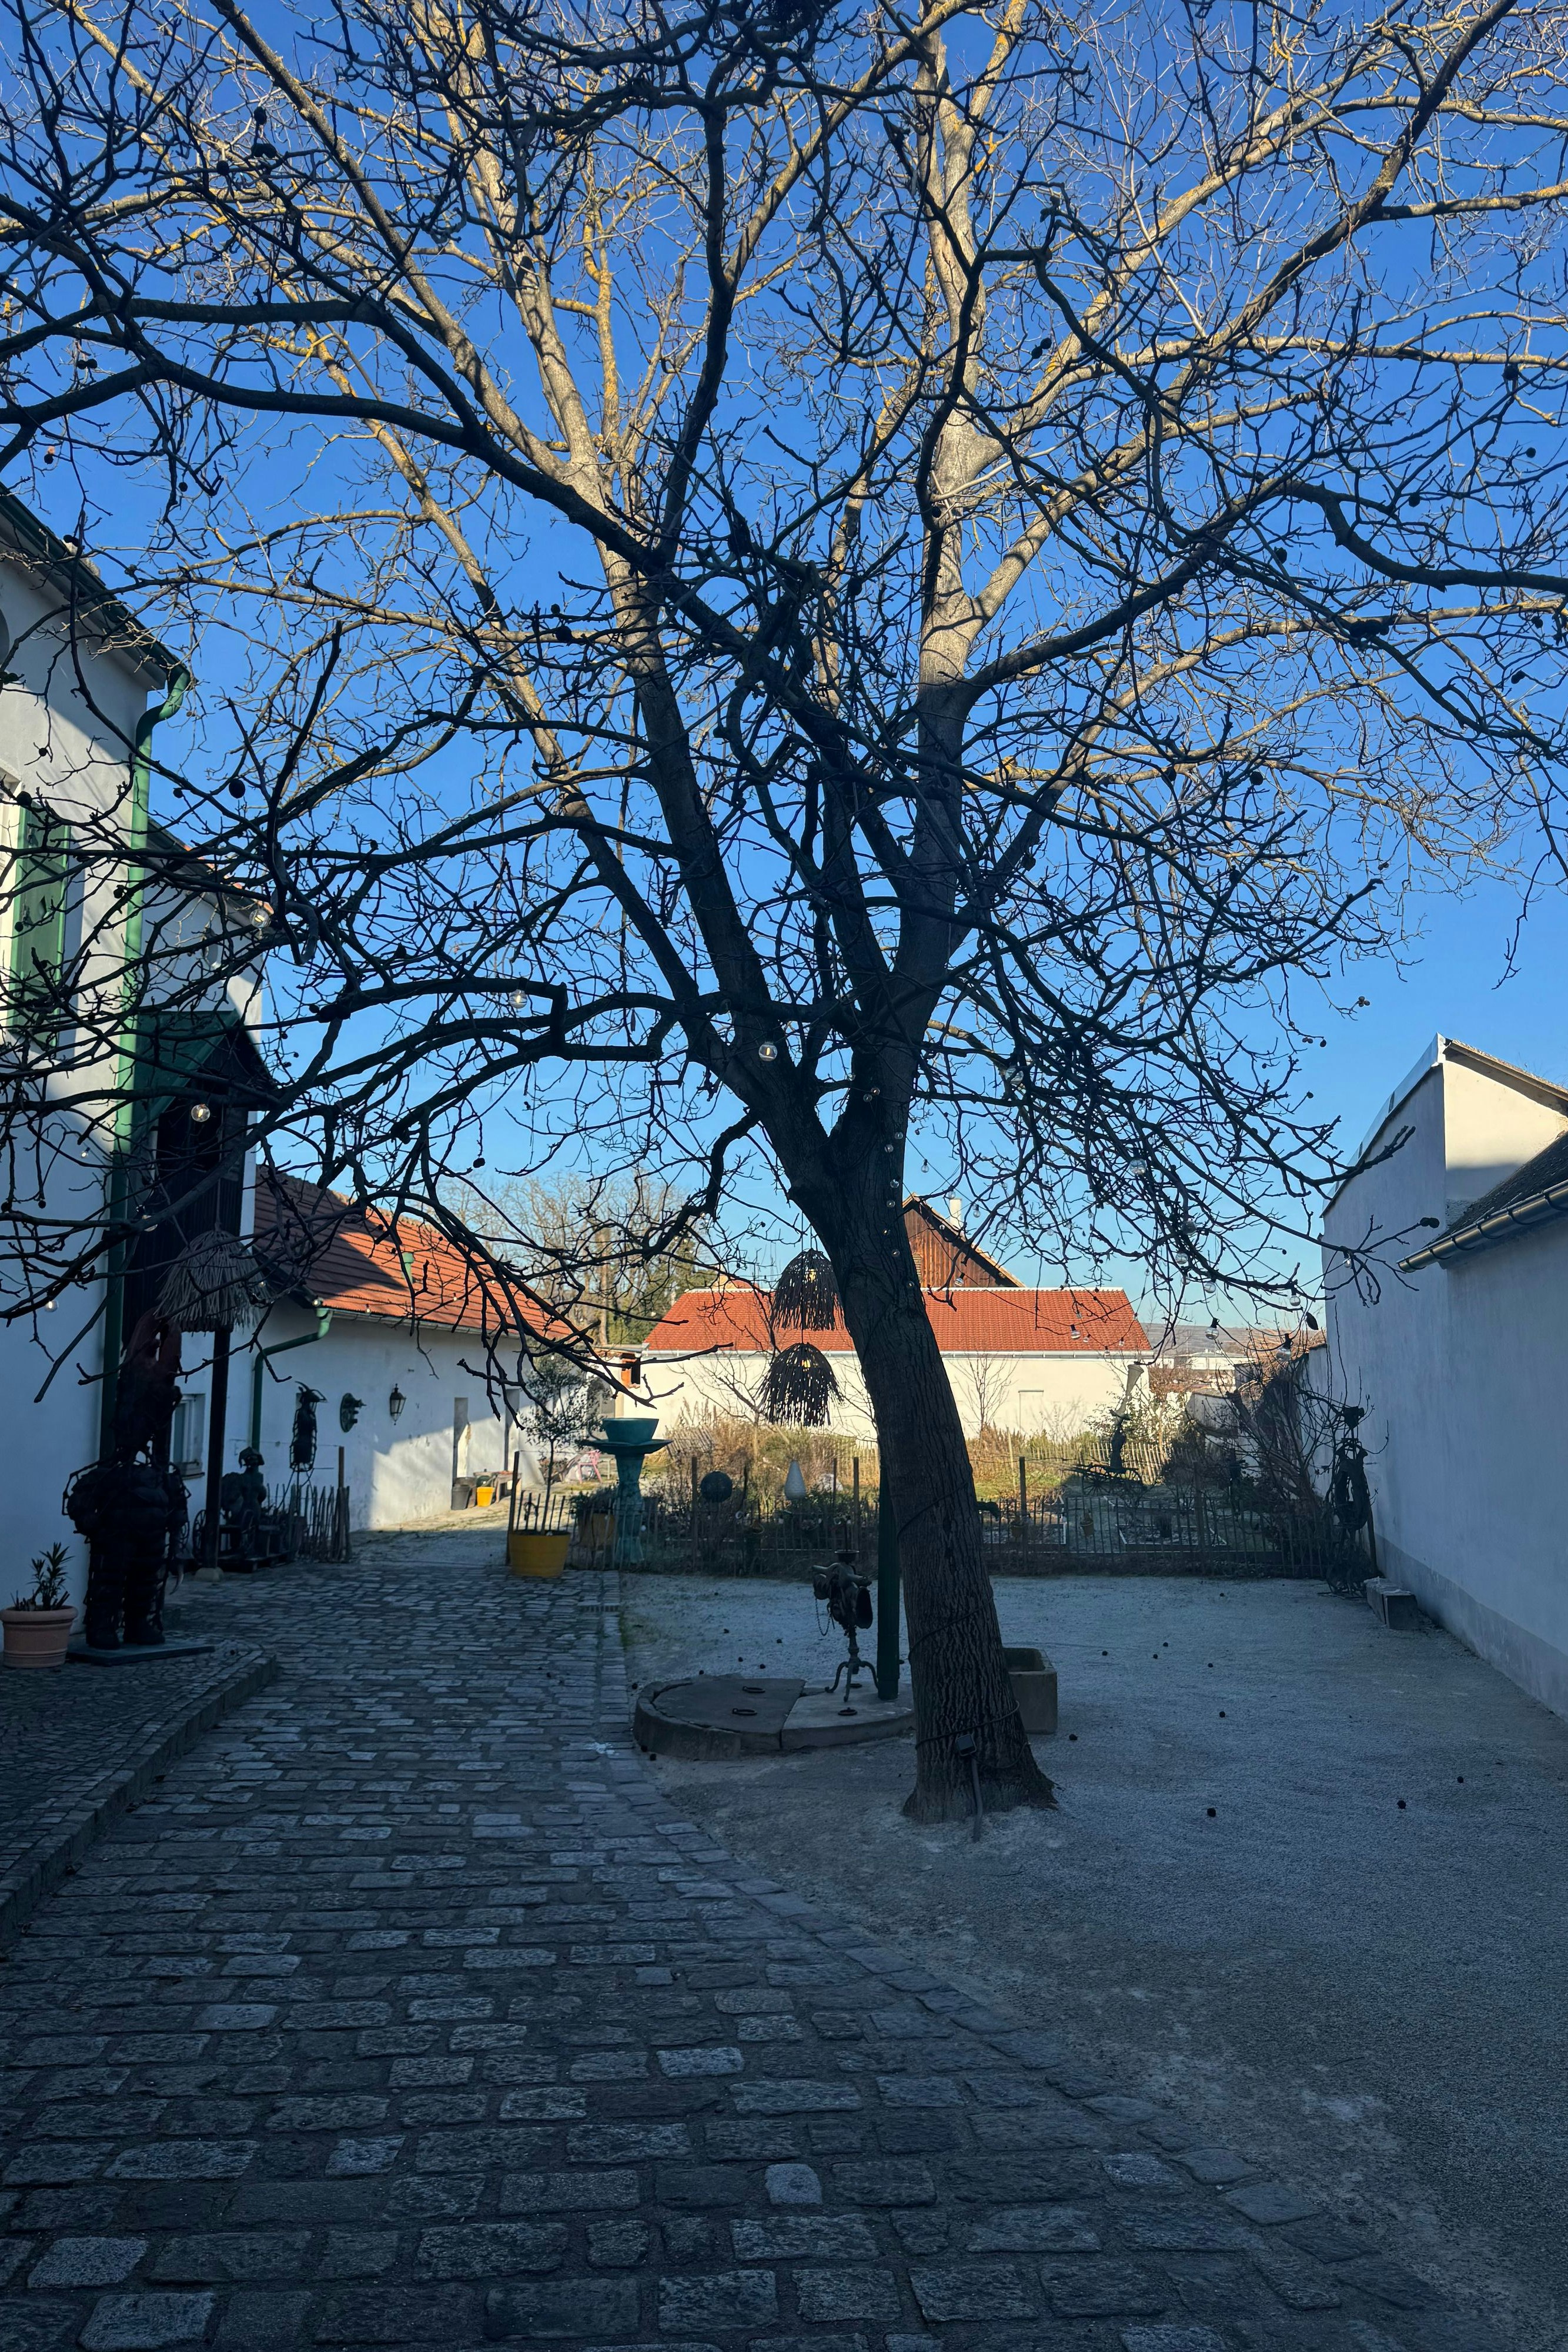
[574, 1476, 1345, 1581]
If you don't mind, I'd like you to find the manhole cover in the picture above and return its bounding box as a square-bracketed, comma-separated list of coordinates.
[742, 1684, 765, 1694]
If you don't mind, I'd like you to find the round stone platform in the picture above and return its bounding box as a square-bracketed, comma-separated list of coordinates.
[633, 1672, 914, 1760]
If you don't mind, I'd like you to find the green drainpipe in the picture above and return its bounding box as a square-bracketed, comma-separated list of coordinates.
[98, 664, 192, 1459]
[249, 1304, 333, 1452]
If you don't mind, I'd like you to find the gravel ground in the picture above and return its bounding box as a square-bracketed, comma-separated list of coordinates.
[618, 1569, 1568, 2347]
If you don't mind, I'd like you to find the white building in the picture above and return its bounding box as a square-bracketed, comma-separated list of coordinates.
[0, 491, 259, 1609]
[246, 1172, 547, 1528]
[1322, 1035, 1568, 1718]
[643, 1275, 1151, 1440]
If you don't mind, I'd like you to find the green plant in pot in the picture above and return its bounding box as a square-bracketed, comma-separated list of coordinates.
[2, 1544, 78, 1670]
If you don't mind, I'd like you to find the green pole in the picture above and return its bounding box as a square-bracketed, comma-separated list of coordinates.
[875, 1474, 900, 1701]
[98, 665, 191, 1458]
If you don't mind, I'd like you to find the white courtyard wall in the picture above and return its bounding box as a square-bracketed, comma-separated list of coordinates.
[644, 1347, 1144, 1442]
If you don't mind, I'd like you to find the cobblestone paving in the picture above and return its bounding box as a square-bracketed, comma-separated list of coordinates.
[0, 1544, 1497, 2352]
[1, 1636, 275, 1946]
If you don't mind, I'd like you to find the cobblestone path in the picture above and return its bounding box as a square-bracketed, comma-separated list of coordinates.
[0, 1545, 1492, 2352]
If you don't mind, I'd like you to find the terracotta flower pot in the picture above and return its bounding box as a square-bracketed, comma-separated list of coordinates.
[508, 1530, 570, 1579]
[2, 1605, 77, 1670]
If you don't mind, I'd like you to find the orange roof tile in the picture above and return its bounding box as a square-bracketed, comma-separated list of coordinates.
[253, 1171, 561, 1339]
[643, 1284, 1149, 1358]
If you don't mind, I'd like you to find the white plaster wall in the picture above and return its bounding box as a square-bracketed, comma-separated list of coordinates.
[245, 1307, 520, 1528]
[0, 1311, 102, 1614]
[644, 1348, 1145, 1441]
[0, 554, 163, 1614]
[1442, 1058, 1566, 1228]
[1323, 1059, 1568, 1719]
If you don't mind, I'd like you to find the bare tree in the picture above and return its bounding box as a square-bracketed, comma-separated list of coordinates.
[4, 0, 1568, 1811]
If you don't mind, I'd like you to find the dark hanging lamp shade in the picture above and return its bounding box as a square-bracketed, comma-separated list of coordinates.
[758, 1342, 840, 1427]
[772, 1248, 839, 1331]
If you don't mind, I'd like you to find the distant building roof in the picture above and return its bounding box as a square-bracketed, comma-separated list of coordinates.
[1400, 1124, 1568, 1271]
[643, 1284, 1149, 1358]
[254, 1171, 566, 1339]
[901, 1197, 1020, 1288]
[0, 487, 181, 689]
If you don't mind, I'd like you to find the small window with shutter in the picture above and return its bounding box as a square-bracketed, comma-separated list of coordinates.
[8, 801, 73, 1043]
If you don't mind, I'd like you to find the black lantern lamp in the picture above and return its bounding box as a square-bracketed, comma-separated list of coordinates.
[388, 1383, 406, 1422]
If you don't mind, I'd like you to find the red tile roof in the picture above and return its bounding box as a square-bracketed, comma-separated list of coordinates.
[253, 1171, 562, 1338]
[643, 1284, 1149, 1358]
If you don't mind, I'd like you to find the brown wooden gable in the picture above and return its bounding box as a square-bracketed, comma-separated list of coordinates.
[901, 1196, 1019, 1288]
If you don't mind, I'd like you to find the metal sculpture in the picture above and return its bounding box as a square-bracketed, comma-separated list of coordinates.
[813, 1548, 874, 1703]
[65, 1450, 189, 1650]
[290, 1383, 323, 1474]
[1329, 1404, 1379, 1578]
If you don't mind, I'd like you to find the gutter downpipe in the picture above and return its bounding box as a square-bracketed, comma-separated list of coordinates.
[98, 665, 192, 1458]
[249, 1303, 333, 1452]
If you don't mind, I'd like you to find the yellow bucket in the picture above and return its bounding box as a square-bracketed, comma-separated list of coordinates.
[508, 1530, 570, 1579]
[474, 1485, 496, 1508]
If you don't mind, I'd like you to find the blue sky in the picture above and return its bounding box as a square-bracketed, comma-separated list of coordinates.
[1312, 870, 1568, 1160]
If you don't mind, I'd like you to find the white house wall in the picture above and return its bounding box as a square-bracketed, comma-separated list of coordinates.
[1323, 1058, 1568, 1719]
[0, 1314, 102, 1613]
[644, 1348, 1144, 1441]
[0, 552, 168, 1612]
[245, 1305, 519, 1529]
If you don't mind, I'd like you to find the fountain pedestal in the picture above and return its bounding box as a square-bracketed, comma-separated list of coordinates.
[597, 1414, 667, 1566]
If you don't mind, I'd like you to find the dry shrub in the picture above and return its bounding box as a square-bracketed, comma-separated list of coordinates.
[649, 1409, 878, 1500]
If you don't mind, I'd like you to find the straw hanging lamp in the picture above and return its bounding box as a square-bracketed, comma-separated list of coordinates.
[155, 1231, 272, 1333]
[771, 1248, 839, 1331]
[758, 1341, 839, 1427]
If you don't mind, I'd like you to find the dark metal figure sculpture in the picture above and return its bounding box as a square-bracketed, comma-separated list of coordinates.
[223, 1447, 269, 1561]
[290, 1383, 323, 1475]
[63, 1310, 189, 1651]
[65, 1452, 189, 1651]
[813, 1548, 874, 1704]
[1329, 1404, 1379, 1581]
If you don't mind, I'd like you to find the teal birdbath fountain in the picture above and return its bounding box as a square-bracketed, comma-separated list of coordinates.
[598, 1413, 667, 1566]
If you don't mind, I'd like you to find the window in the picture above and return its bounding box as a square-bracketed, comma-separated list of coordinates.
[172, 1391, 206, 1476]
[9, 801, 73, 1042]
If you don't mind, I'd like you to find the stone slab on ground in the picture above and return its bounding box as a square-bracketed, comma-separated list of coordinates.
[636, 1674, 913, 1758]
[1364, 1577, 1423, 1631]
[0, 1532, 1510, 2352]
[0, 1620, 275, 1950]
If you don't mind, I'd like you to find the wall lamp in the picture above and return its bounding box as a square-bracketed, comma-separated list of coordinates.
[388, 1384, 406, 1422]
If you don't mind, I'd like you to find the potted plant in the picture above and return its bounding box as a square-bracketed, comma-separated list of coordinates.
[2, 1544, 78, 1669]
[509, 1356, 605, 1577]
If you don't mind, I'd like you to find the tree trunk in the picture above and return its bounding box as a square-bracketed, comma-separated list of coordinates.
[806, 1188, 1055, 1823]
